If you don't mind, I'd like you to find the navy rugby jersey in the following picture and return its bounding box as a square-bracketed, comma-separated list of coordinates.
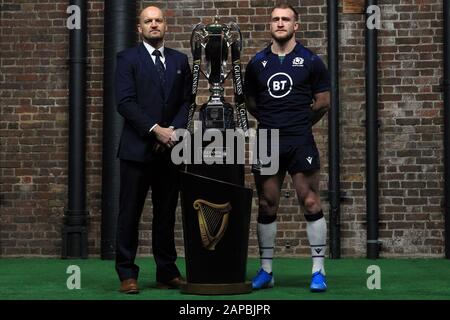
[245, 42, 330, 136]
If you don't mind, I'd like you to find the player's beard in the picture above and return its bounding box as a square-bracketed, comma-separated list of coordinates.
[271, 29, 295, 44]
[142, 30, 164, 45]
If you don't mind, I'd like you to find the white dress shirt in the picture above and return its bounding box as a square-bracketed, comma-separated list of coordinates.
[143, 41, 166, 69]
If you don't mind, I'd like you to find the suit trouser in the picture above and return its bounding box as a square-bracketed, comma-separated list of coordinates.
[115, 156, 181, 282]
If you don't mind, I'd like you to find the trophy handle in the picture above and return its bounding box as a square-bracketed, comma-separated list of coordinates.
[190, 23, 206, 56]
[187, 24, 205, 133]
[229, 23, 249, 135]
[227, 22, 243, 52]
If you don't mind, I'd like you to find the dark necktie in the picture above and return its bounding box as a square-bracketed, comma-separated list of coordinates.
[152, 50, 166, 90]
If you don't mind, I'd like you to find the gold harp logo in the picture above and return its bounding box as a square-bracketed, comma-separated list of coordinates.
[193, 199, 231, 250]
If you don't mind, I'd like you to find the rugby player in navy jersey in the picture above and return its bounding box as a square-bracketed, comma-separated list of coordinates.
[244, 3, 331, 292]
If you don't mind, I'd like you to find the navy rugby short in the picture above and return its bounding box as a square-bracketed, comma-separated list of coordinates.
[252, 134, 320, 175]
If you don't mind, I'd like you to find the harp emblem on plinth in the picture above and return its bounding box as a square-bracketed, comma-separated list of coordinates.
[193, 199, 231, 250]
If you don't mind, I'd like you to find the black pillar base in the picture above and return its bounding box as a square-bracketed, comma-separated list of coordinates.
[180, 171, 253, 295]
[62, 210, 89, 259]
[181, 282, 252, 295]
[367, 242, 380, 259]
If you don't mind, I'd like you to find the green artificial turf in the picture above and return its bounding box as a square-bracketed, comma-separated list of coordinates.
[0, 257, 449, 300]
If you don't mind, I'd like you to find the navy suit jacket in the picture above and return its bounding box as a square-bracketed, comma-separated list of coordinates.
[116, 43, 192, 162]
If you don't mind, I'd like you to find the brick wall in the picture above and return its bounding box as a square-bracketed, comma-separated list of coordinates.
[0, 0, 446, 258]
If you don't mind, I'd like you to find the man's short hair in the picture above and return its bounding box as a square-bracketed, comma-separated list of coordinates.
[270, 3, 299, 21]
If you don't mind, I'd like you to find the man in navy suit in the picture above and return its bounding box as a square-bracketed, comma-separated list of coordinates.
[115, 5, 192, 294]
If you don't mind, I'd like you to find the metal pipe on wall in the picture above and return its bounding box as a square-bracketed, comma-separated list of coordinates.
[62, 0, 89, 259]
[365, 0, 380, 259]
[443, 0, 450, 259]
[327, 0, 341, 259]
[101, 1, 137, 259]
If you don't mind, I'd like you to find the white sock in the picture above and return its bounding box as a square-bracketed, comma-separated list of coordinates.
[306, 216, 327, 275]
[257, 221, 276, 274]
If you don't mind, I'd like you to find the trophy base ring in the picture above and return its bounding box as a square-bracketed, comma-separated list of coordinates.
[180, 282, 252, 295]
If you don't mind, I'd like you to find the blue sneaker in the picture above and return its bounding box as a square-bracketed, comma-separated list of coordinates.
[310, 271, 327, 292]
[252, 268, 274, 289]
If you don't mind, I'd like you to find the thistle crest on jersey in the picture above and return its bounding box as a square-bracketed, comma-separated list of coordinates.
[292, 57, 304, 67]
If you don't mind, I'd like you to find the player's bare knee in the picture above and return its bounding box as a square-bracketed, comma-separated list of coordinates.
[303, 196, 320, 214]
[259, 198, 278, 216]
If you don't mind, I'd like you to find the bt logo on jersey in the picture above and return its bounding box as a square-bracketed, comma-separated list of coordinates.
[273, 81, 287, 91]
[267, 72, 293, 99]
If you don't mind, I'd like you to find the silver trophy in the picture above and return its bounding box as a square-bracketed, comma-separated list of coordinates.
[187, 16, 249, 134]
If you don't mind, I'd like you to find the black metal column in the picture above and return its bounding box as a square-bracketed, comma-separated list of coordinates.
[101, 1, 137, 259]
[365, 0, 380, 259]
[62, 0, 89, 259]
[327, 0, 341, 259]
[443, 0, 450, 259]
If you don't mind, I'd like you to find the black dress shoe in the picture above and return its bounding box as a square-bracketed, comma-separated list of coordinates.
[156, 276, 186, 289]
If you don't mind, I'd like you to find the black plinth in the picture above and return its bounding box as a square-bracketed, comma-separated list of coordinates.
[187, 163, 244, 186]
[180, 171, 253, 295]
[185, 129, 246, 186]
